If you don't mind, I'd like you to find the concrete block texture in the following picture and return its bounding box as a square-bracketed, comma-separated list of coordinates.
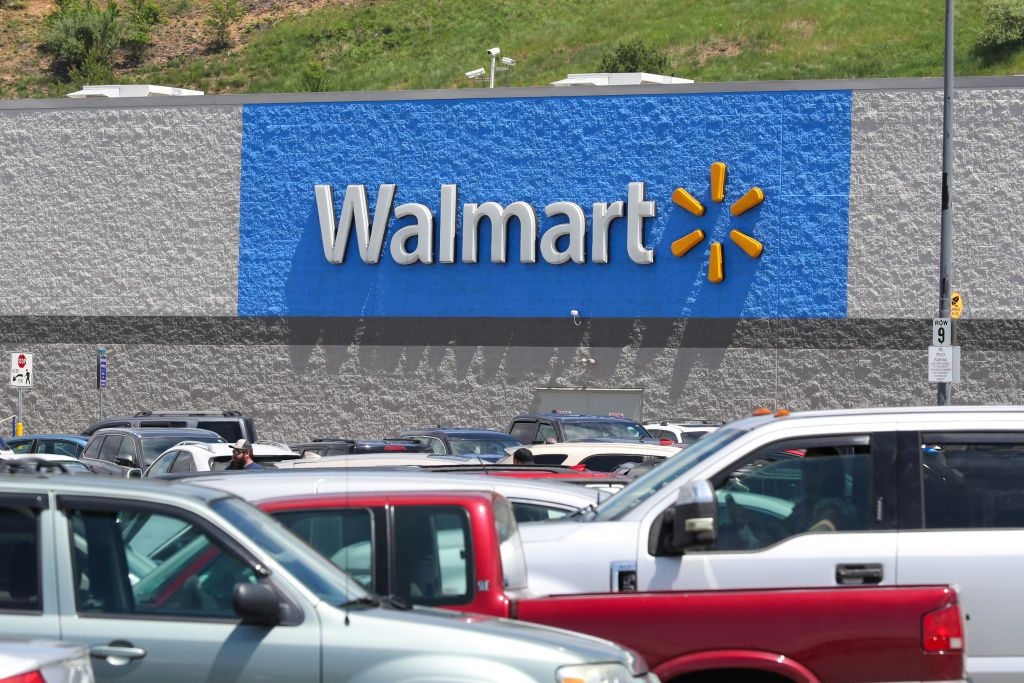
[0, 106, 242, 316]
[6, 341, 1014, 443]
[849, 88, 1024, 319]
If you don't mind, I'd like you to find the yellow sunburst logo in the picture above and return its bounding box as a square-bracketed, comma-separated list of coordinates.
[670, 162, 764, 283]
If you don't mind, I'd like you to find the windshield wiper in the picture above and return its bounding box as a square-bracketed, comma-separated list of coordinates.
[339, 596, 381, 609]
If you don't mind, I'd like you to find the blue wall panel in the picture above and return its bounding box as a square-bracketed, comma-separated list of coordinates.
[239, 90, 851, 318]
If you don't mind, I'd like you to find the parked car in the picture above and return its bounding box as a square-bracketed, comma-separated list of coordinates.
[0, 473, 655, 683]
[82, 410, 256, 443]
[495, 441, 682, 472]
[0, 436, 11, 456]
[398, 428, 524, 461]
[81, 428, 224, 477]
[184, 469, 602, 524]
[0, 454, 93, 475]
[643, 420, 722, 446]
[4, 434, 88, 458]
[204, 485, 966, 683]
[0, 640, 94, 683]
[518, 405, 1024, 683]
[289, 439, 431, 458]
[143, 441, 300, 477]
[508, 413, 652, 443]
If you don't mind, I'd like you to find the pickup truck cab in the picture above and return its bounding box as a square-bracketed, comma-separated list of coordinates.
[203, 479, 966, 683]
[0, 474, 655, 683]
[520, 406, 1024, 683]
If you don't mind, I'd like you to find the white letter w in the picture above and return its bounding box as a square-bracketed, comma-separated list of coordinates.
[315, 183, 396, 264]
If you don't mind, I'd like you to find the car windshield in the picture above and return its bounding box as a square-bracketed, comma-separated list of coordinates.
[212, 497, 370, 606]
[593, 427, 745, 521]
[449, 436, 522, 456]
[563, 420, 651, 440]
[141, 435, 223, 466]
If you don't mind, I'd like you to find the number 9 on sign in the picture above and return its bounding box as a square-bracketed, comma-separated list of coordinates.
[933, 318, 951, 347]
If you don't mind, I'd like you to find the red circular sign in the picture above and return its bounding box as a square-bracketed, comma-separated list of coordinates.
[17, 354, 26, 368]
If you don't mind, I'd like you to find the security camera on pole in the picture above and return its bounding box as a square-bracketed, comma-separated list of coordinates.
[464, 47, 516, 88]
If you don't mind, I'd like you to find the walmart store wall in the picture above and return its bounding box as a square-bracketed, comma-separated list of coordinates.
[1, 81, 1023, 439]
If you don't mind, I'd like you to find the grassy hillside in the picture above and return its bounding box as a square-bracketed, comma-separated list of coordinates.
[2, 0, 1024, 99]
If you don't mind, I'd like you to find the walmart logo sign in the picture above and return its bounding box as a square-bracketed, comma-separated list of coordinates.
[239, 90, 851, 318]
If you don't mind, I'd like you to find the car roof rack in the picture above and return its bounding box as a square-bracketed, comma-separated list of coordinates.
[175, 441, 219, 451]
[134, 410, 243, 417]
[308, 438, 357, 444]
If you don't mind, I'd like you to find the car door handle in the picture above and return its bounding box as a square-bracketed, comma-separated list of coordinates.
[90, 642, 146, 665]
[835, 563, 884, 585]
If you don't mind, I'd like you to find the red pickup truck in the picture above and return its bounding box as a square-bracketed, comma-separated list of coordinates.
[258, 490, 966, 683]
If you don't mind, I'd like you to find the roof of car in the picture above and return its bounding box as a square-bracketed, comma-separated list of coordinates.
[0, 471, 231, 504]
[511, 441, 683, 456]
[92, 427, 224, 438]
[724, 405, 1024, 432]
[7, 434, 88, 442]
[173, 469, 601, 506]
[402, 428, 521, 438]
[512, 413, 642, 423]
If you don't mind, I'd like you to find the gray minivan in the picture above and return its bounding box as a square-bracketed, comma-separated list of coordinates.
[0, 475, 655, 683]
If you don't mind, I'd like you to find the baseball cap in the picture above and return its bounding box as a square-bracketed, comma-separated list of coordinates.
[230, 439, 252, 452]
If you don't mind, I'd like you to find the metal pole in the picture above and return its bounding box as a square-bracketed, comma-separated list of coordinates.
[16, 387, 22, 434]
[937, 0, 955, 406]
[99, 387, 105, 421]
[489, 53, 496, 89]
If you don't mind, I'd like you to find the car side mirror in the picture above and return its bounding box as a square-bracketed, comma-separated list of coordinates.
[649, 480, 718, 556]
[126, 468, 143, 479]
[114, 456, 134, 467]
[233, 582, 282, 626]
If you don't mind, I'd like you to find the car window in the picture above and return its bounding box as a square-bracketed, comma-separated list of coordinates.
[705, 436, 873, 551]
[393, 505, 472, 606]
[579, 454, 646, 472]
[117, 437, 139, 464]
[37, 439, 80, 457]
[325, 447, 350, 457]
[533, 454, 567, 465]
[562, 420, 648, 440]
[536, 423, 557, 443]
[98, 436, 124, 462]
[921, 435, 1024, 529]
[169, 452, 195, 473]
[0, 504, 41, 611]
[140, 436, 219, 466]
[509, 421, 538, 444]
[512, 502, 574, 523]
[69, 506, 258, 619]
[273, 508, 375, 590]
[82, 438, 103, 460]
[197, 421, 242, 443]
[146, 452, 176, 477]
[647, 429, 677, 442]
[9, 440, 33, 454]
[449, 437, 522, 456]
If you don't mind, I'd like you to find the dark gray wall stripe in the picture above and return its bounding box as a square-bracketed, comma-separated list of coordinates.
[0, 316, 1010, 349]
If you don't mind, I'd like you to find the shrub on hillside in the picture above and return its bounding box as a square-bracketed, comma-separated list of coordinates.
[43, 0, 122, 79]
[598, 36, 671, 74]
[300, 61, 328, 92]
[122, 0, 161, 64]
[978, 0, 1024, 50]
[206, 0, 245, 50]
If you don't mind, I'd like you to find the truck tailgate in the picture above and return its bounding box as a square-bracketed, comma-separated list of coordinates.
[514, 585, 964, 683]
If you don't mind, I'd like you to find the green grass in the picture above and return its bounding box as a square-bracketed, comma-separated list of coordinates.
[8, 0, 1024, 98]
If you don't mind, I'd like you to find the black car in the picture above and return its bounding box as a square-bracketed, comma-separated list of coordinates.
[398, 428, 523, 461]
[289, 438, 432, 458]
[81, 427, 225, 477]
[507, 413, 652, 444]
[82, 410, 256, 443]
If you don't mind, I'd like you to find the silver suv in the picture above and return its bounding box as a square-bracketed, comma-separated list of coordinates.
[0, 474, 656, 683]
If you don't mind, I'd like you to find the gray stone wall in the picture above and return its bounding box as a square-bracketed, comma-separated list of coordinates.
[4, 81, 1024, 441]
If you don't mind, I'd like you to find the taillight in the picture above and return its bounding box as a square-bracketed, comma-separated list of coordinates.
[0, 671, 46, 683]
[659, 438, 675, 446]
[569, 464, 587, 472]
[923, 602, 964, 652]
[383, 445, 406, 451]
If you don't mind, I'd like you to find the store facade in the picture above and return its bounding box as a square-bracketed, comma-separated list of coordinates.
[2, 77, 1023, 439]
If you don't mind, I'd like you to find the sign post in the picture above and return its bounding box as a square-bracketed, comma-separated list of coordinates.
[930, 319, 960, 384]
[10, 352, 33, 436]
[96, 347, 108, 420]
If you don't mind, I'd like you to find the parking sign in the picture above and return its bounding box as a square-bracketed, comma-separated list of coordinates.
[10, 352, 33, 388]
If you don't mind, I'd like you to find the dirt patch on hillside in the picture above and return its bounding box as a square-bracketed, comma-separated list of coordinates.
[694, 38, 742, 66]
[0, 0, 54, 87]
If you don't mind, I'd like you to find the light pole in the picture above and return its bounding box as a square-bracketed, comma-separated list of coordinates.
[937, 0, 955, 405]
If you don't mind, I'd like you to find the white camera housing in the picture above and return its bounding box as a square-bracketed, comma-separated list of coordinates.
[465, 68, 486, 78]
[487, 47, 501, 57]
[570, 309, 579, 317]
[501, 57, 516, 66]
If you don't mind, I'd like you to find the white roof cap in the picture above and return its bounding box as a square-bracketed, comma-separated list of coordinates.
[550, 72, 693, 87]
[66, 84, 204, 98]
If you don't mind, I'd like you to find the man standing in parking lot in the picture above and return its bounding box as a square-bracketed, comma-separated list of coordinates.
[228, 439, 263, 470]
[513, 448, 534, 465]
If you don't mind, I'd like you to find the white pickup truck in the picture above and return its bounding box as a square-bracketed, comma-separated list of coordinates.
[520, 406, 1024, 683]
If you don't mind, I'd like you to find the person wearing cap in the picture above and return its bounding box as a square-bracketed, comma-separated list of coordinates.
[227, 439, 263, 470]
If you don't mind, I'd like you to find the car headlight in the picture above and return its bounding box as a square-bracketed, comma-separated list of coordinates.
[556, 663, 636, 683]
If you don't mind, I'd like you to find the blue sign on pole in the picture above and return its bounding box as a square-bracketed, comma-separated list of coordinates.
[97, 351, 107, 389]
